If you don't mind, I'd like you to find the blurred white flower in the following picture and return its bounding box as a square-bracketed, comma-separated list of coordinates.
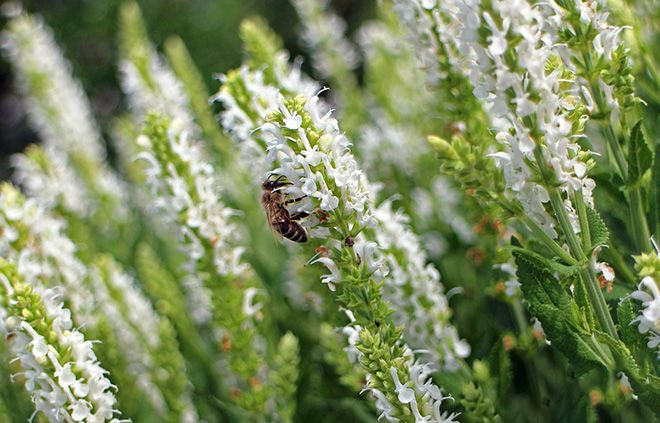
[631, 276, 660, 357]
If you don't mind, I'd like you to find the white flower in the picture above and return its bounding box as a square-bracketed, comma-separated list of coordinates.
[0, 185, 97, 329]
[375, 200, 470, 370]
[291, 0, 359, 80]
[631, 276, 660, 357]
[314, 257, 342, 292]
[410, 0, 598, 240]
[119, 55, 196, 136]
[391, 367, 416, 404]
[242, 287, 263, 317]
[3, 15, 129, 224]
[4, 285, 121, 422]
[137, 121, 249, 323]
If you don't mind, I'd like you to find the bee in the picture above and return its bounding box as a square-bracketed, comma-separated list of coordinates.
[261, 175, 309, 243]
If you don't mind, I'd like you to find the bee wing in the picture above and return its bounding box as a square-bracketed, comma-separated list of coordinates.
[263, 201, 285, 243]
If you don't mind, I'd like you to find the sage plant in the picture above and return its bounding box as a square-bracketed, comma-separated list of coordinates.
[0, 259, 123, 422]
[2, 1, 659, 421]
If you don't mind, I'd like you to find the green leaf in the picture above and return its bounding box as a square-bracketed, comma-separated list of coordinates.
[488, 338, 512, 399]
[628, 121, 653, 185]
[652, 141, 660, 239]
[616, 299, 643, 358]
[510, 246, 578, 276]
[595, 331, 660, 413]
[586, 207, 609, 250]
[514, 254, 607, 375]
[570, 274, 596, 329]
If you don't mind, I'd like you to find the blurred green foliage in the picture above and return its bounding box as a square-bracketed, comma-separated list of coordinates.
[7, 0, 375, 121]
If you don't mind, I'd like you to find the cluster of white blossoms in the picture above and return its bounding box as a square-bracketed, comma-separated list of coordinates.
[400, 0, 597, 239]
[89, 261, 167, 415]
[12, 147, 89, 218]
[213, 56, 319, 181]
[261, 94, 375, 232]
[219, 78, 457, 419]
[631, 277, 660, 358]
[377, 354, 459, 423]
[135, 119, 245, 324]
[0, 185, 186, 418]
[290, 0, 359, 81]
[120, 51, 196, 135]
[0, 184, 97, 328]
[545, 0, 628, 119]
[266, 95, 454, 422]
[214, 67, 284, 179]
[354, 19, 430, 176]
[118, 4, 196, 135]
[390, 0, 443, 86]
[374, 201, 471, 371]
[1, 14, 129, 223]
[219, 57, 469, 360]
[0, 274, 122, 422]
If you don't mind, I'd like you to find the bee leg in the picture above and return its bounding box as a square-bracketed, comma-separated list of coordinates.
[285, 195, 307, 205]
[268, 174, 286, 183]
[266, 174, 293, 188]
[290, 211, 309, 221]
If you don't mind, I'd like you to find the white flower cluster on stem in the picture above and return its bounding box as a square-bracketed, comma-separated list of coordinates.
[373, 201, 471, 371]
[136, 115, 286, 418]
[0, 184, 97, 329]
[631, 277, 660, 358]
[219, 61, 469, 366]
[135, 118, 247, 324]
[89, 261, 167, 416]
[0, 184, 178, 416]
[290, 0, 359, 81]
[267, 93, 458, 422]
[219, 73, 458, 419]
[118, 3, 196, 135]
[545, 0, 629, 121]
[1, 14, 129, 223]
[213, 60, 319, 182]
[0, 263, 123, 422]
[93, 258, 199, 421]
[405, 0, 597, 239]
[390, 0, 444, 85]
[355, 18, 435, 176]
[119, 54, 196, 135]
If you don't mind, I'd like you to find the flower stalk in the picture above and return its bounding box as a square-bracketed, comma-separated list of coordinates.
[0, 259, 124, 422]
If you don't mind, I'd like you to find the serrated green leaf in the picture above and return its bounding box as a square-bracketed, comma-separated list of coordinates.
[514, 254, 572, 313]
[570, 274, 596, 329]
[628, 121, 653, 185]
[514, 255, 606, 376]
[616, 299, 643, 358]
[534, 304, 607, 376]
[595, 331, 660, 413]
[586, 207, 609, 250]
[510, 246, 578, 276]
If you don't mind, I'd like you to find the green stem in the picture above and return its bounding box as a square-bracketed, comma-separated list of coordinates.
[512, 298, 529, 333]
[579, 266, 618, 339]
[533, 147, 618, 339]
[629, 187, 653, 253]
[522, 215, 577, 265]
[573, 191, 591, 252]
[547, 187, 585, 260]
[593, 84, 652, 253]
